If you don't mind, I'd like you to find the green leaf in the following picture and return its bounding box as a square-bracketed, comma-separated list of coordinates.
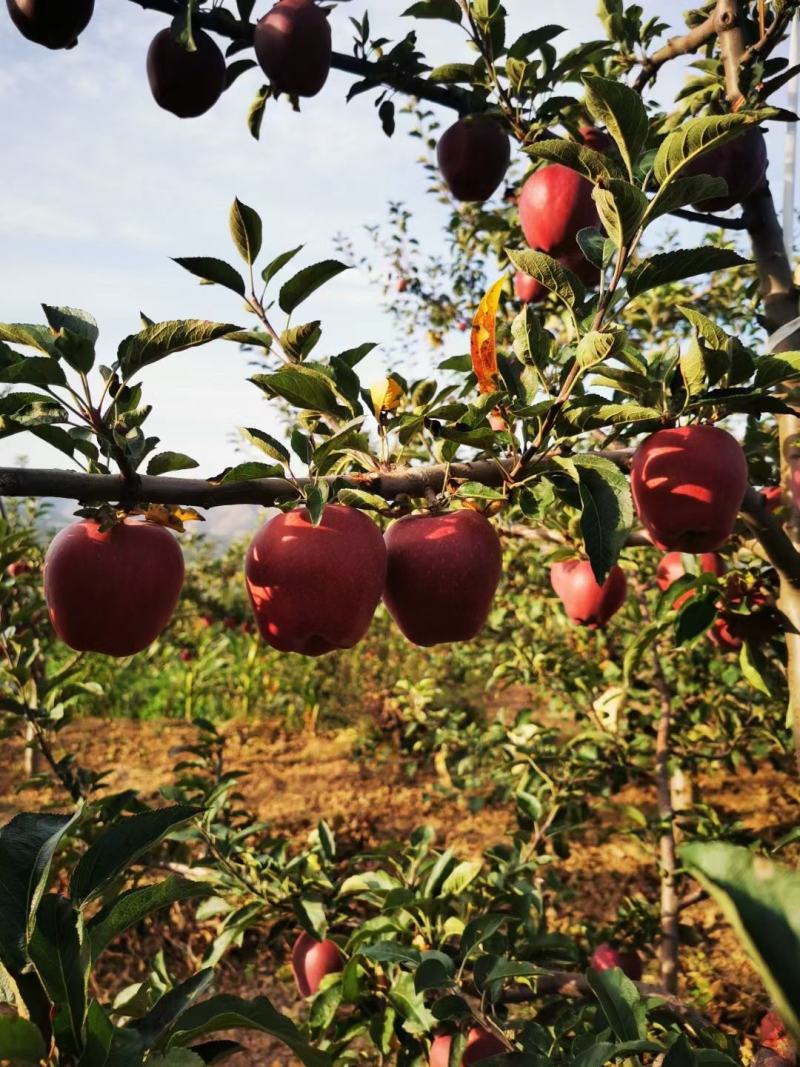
[311, 421, 369, 473]
[506, 248, 584, 310]
[89, 878, 212, 961]
[229, 198, 262, 265]
[653, 111, 773, 188]
[250, 365, 347, 418]
[336, 488, 387, 511]
[440, 860, 483, 896]
[280, 321, 322, 362]
[0, 1014, 47, 1063]
[453, 481, 505, 501]
[626, 248, 749, 298]
[593, 180, 648, 247]
[428, 62, 476, 83]
[0, 354, 67, 388]
[132, 970, 214, 1050]
[739, 641, 771, 695]
[172, 258, 246, 297]
[587, 966, 645, 1041]
[146, 452, 199, 476]
[261, 245, 304, 287]
[675, 592, 718, 645]
[0, 322, 57, 355]
[80, 998, 146, 1067]
[644, 175, 729, 222]
[28, 895, 89, 1057]
[117, 321, 241, 375]
[279, 260, 350, 315]
[71, 806, 200, 906]
[461, 913, 506, 958]
[0, 811, 80, 974]
[576, 330, 618, 370]
[239, 427, 290, 464]
[401, 0, 461, 21]
[225, 329, 272, 351]
[335, 342, 378, 368]
[41, 305, 99, 345]
[583, 75, 649, 179]
[553, 455, 633, 582]
[165, 994, 331, 1067]
[220, 462, 285, 483]
[755, 352, 800, 387]
[248, 84, 269, 140]
[524, 137, 624, 182]
[680, 842, 800, 1041]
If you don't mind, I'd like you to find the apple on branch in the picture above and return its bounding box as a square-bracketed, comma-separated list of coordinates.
[245, 504, 386, 656]
[147, 28, 227, 118]
[254, 0, 332, 98]
[383, 509, 502, 646]
[44, 518, 185, 657]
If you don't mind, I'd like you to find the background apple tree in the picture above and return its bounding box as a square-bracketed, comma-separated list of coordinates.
[3, 0, 800, 1064]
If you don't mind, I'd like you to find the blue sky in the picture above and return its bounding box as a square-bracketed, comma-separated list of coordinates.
[0, 0, 796, 485]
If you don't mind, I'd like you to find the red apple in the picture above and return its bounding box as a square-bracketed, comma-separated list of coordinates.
[396, 278, 408, 293]
[519, 164, 598, 256]
[550, 561, 627, 628]
[179, 648, 193, 663]
[7, 0, 93, 48]
[6, 560, 33, 578]
[430, 1027, 506, 1067]
[760, 1011, 797, 1064]
[590, 942, 643, 982]
[291, 933, 342, 997]
[631, 426, 748, 552]
[245, 504, 386, 656]
[561, 247, 599, 287]
[514, 271, 547, 304]
[147, 28, 227, 118]
[383, 510, 502, 646]
[683, 127, 768, 212]
[437, 116, 511, 202]
[761, 485, 783, 512]
[712, 584, 777, 650]
[44, 518, 184, 657]
[254, 0, 331, 98]
[655, 552, 726, 593]
[579, 126, 613, 151]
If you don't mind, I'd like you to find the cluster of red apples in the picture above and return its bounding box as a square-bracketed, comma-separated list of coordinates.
[550, 425, 762, 643]
[291, 933, 644, 1065]
[437, 115, 767, 298]
[41, 423, 758, 659]
[6, 0, 332, 119]
[43, 504, 503, 658]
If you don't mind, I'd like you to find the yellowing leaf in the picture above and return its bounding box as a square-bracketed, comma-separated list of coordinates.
[471, 276, 504, 394]
[144, 504, 204, 533]
[370, 376, 404, 415]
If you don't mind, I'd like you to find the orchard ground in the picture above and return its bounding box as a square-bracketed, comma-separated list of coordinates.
[1, 705, 796, 1066]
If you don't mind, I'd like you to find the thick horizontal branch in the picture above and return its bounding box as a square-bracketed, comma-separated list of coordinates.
[0, 461, 509, 510]
[130, 0, 471, 113]
[4, 465, 800, 587]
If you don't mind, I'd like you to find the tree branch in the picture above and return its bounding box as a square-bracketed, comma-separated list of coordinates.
[129, 0, 471, 114]
[669, 207, 749, 230]
[633, 13, 720, 93]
